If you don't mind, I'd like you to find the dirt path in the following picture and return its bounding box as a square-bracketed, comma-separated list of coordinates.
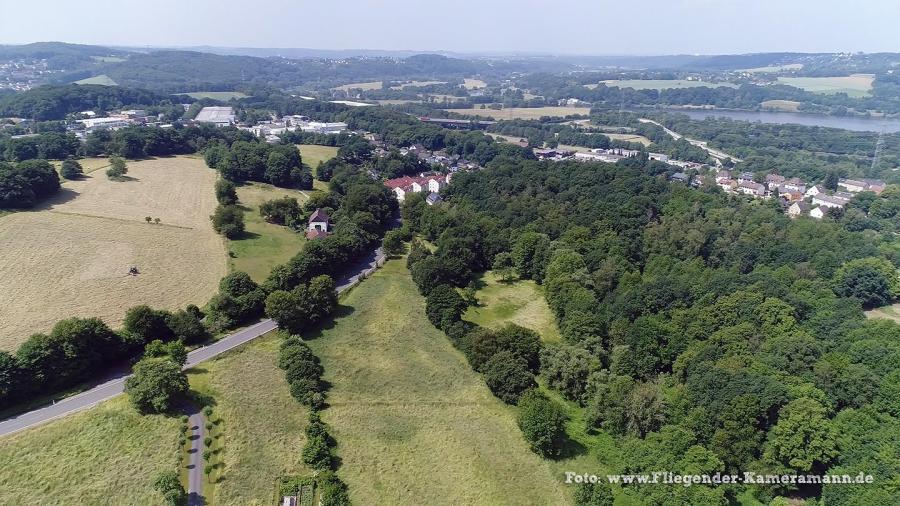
[186, 408, 206, 505]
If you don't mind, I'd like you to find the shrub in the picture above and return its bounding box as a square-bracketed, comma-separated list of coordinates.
[60, 159, 83, 179]
[482, 350, 537, 404]
[211, 204, 245, 238]
[214, 178, 238, 205]
[517, 391, 569, 458]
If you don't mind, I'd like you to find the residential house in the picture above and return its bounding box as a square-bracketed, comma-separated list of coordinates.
[810, 206, 826, 219]
[426, 192, 443, 205]
[788, 201, 811, 217]
[765, 174, 786, 187]
[782, 177, 806, 193]
[812, 194, 847, 209]
[670, 172, 690, 183]
[737, 172, 756, 184]
[306, 208, 331, 240]
[838, 178, 867, 193]
[737, 180, 766, 197]
[805, 185, 825, 198]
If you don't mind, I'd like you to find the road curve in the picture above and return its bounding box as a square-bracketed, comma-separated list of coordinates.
[0, 245, 386, 438]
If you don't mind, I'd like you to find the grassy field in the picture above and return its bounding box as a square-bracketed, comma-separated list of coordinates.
[448, 106, 591, 120]
[604, 132, 653, 146]
[761, 99, 802, 112]
[464, 78, 487, 89]
[740, 63, 803, 73]
[306, 260, 567, 505]
[297, 144, 338, 192]
[185, 331, 311, 504]
[332, 81, 383, 92]
[594, 79, 738, 90]
[229, 183, 308, 282]
[865, 303, 900, 323]
[464, 271, 561, 343]
[73, 74, 118, 86]
[51, 156, 111, 174]
[777, 74, 874, 97]
[389, 80, 447, 90]
[0, 156, 226, 350]
[177, 91, 248, 100]
[0, 396, 179, 504]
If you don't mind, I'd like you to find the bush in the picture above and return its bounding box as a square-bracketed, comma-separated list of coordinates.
[516, 391, 569, 458]
[425, 284, 468, 329]
[214, 178, 238, 205]
[482, 350, 537, 404]
[106, 156, 127, 179]
[153, 470, 186, 506]
[573, 481, 614, 506]
[382, 229, 406, 256]
[318, 471, 351, 506]
[302, 434, 333, 471]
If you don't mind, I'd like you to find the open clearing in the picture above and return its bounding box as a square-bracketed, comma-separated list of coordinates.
[464, 78, 487, 89]
[761, 99, 802, 112]
[52, 156, 111, 174]
[0, 396, 179, 504]
[740, 63, 804, 73]
[464, 271, 561, 343]
[594, 79, 738, 90]
[186, 332, 311, 504]
[604, 132, 653, 146]
[332, 81, 383, 92]
[777, 74, 874, 97]
[306, 260, 567, 505]
[448, 106, 591, 120]
[298, 144, 338, 191]
[73, 74, 118, 86]
[0, 156, 226, 349]
[230, 183, 308, 282]
[865, 302, 900, 323]
[389, 80, 447, 90]
[176, 91, 248, 100]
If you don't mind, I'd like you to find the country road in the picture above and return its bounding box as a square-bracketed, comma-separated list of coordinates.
[0, 245, 386, 438]
[638, 118, 743, 163]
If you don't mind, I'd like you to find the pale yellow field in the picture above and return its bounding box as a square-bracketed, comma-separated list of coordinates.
[447, 106, 592, 120]
[604, 133, 653, 146]
[464, 78, 487, 89]
[761, 99, 802, 112]
[777, 74, 875, 97]
[52, 157, 111, 174]
[331, 81, 383, 92]
[0, 156, 226, 349]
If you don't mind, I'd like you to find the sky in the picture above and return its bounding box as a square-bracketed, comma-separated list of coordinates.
[1, 0, 899, 55]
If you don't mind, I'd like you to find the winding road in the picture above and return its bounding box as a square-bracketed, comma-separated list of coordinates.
[0, 245, 386, 438]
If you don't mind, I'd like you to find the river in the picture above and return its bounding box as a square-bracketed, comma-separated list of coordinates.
[663, 109, 900, 133]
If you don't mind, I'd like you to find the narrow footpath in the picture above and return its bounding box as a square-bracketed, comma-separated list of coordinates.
[186, 408, 206, 506]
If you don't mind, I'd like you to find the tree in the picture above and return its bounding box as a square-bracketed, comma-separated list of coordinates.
[492, 252, 517, 282]
[144, 339, 188, 366]
[106, 156, 127, 179]
[125, 357, 189, 414]
[123, 305, 174, 344]
[763, 397, 838, 473]
[539, 345, 601, 402]
[517, 391, 568, 458]
[265, 290, 307, 334]
[482, 350, 536, 404]
[59, 159, 83, 180]
[573, 482, 614, 506]
[214, 178, 238, 205]
[166, 309, 207, 344]
[145, 216, 152, 223]
[318, 471, 351, 506]
[382, 229, 405, 256]
[302, 435, 333, 471]
[832, 257, 898, 307]
[210, 204, 245, 238]
[512, 232, 551, 282]
[153, 470, 186, 506]
[425, 284, 467, 329]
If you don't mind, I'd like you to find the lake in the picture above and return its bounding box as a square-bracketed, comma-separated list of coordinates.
[668, 109, 900, 133]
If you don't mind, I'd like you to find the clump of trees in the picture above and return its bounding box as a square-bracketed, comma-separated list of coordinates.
[125, 355, 188, 414]
[0, 158, 60, 208]
[210, 204, 245, 238]
[265, 275, 337, 334]
[214, 178, 238, 205]
[105, 156, 127, 179]
[153, 470, 187, 506]
[204, 141, 312, 189]
[517, 391, 569, 458]
[206, 271, 266, 331]
[59, 159, 83, 179]
[259, 196, 303, 227]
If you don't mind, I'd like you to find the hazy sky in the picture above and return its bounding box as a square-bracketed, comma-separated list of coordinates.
[1, 0, 899, 55]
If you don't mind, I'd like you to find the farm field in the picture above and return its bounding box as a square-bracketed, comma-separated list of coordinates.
[176, 91, 248, 100]
[464, 78, 487, 89]
[740, 63, 804, 73]
[777, 74, 874, 97]
[464, 271, 561, 343]
[0, 156, 226, 349]
[229, 183, 308, 282]
[73, 74, 118, 86]
[447, 106, 591, 120]
[0, 396, 179, 504]
[331, 81, 383, 92]
[306, 260, 567, 505]
[761, 99, 802, 112]
[594, 79, 738, 90]
[389, 80, 446, 89]
[185, 331, 311, 504]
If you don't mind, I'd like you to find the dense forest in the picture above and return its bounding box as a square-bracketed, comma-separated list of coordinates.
[401, 155, 900, 505]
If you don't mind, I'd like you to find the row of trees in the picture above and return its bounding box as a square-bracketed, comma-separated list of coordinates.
[204, 140, 312, 189]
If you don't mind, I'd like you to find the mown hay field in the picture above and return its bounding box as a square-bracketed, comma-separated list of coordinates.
[447, 106, 592, 120]
[777, 74, 875, 97]
[306, 260, 568, 505]
[0, 156, 226, 349]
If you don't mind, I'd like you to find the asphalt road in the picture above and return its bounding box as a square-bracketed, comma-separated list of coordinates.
[0, 244, 386, 438]
[186, 408, 206, 506]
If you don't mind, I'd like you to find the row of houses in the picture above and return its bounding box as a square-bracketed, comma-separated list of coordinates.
[383, 174, 450, 204]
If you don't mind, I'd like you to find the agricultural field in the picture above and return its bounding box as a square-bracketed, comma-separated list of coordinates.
[594, 79, 738, 90]
[306, 260, 567, 505]
[0, 156, 226, 349]
[777, 74, 874, 97]
[176, 91, 248, 100]
[389, 80, 447, 90]
[0, 396, 179, 504]
[331, 81, 383, 92]
[761, 99, 802, 112]
[464, 271, 561, 343]
[464, 78, 487, 89]
[72, 74, 118, 86]
[229, 183, 308, 282]
[447, 106, 591, 120]
[185, 332, 311, 504]
[740, 63, 803, 73]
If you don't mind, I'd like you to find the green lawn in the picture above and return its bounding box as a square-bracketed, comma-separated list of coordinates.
[464, 271, 561, 343]
[185, 331, 312, 504]
[296, 144, 338, 192]
[777, 75, 874, 97]
[0, 397, 179, 504]
[305, 260, 568, 505]
[228, 183, 308, 282]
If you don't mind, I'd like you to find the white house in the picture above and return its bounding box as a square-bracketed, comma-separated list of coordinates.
[306, 208, 330, 239]
[812, 194, 847, 209]
[810, 206, 826, 219]
[805, 185, 824, 198]
[788, 201, 811, 217]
